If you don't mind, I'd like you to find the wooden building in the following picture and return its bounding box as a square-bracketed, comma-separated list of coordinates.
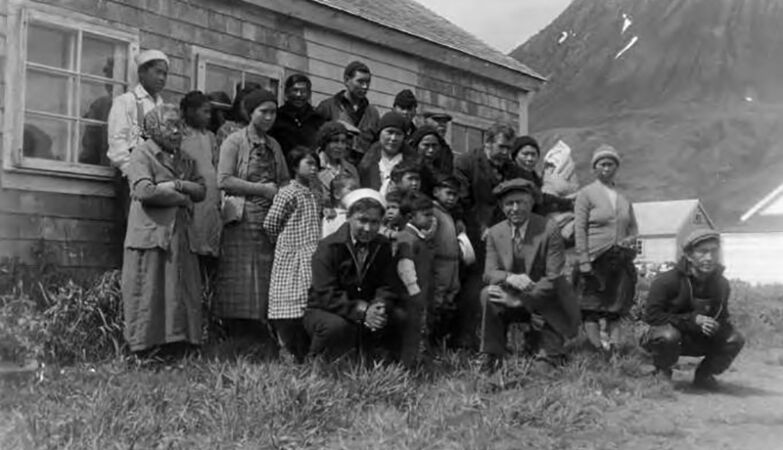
[722, 182, 783, 285]
[633, 199, 715, 264]
[0, 0, 544, 275]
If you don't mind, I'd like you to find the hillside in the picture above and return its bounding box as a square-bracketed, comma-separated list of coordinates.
[510, 0, 783, 225]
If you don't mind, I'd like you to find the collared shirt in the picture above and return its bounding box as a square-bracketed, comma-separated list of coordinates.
[107, 84, 163, 173]
[511, 219, 530, 242]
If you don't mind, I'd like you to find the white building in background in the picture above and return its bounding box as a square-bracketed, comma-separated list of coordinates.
[633, 199, 715, 264]
[723, 182, 783, 285]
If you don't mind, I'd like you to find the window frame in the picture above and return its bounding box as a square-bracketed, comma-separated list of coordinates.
[190, 46, 284, 106]
[447, 116, 493, 155]
[4, 4, 139, 181]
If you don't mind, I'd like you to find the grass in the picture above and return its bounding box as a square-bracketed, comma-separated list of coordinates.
[0, 263, 781, 449]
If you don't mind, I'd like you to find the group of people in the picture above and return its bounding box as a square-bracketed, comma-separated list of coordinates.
[107, 49, 744, 389]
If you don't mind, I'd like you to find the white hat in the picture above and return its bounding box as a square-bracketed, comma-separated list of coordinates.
[458, 232, 476, 266]
[136, 49, 169, 67]
[343, 188, 386, 211]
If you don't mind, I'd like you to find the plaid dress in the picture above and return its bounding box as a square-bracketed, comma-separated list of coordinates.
[264, 180, 321, 319]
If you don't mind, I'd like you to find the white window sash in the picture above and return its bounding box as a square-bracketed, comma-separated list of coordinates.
[3, 2, 139, 180]
[190, 45, 284, 104]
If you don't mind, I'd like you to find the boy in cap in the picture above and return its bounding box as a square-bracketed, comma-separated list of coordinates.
[478, 178, 580, 372]
[642, 229, 745, 389]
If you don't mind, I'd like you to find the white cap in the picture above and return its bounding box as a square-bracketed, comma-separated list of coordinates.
[343, 188, 386, 211]
[136, 49, 169, 67]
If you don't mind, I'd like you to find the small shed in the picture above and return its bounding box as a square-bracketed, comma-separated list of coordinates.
[633, 199, 715, 264]
[0, 0, 545, 276]
[722, 182, 783, 284]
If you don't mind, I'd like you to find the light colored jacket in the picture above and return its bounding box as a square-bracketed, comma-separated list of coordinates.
[574, 180, 638, 269]
[124, 139, 205, 250]
[106, 84, 163, 173]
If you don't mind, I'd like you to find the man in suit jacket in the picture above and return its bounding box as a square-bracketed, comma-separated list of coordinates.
[478, 179, 581, 371]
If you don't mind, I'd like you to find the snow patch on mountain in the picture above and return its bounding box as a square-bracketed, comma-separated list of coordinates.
[622, 13, 632, 34]
[615, 35, 638, 59]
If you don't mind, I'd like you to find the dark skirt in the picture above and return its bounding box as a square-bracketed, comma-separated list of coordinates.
[574, 246, 637, 318]
[214, 205, 274, 320]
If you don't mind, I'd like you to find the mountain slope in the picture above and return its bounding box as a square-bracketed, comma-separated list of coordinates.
[511, 0, 783, 225]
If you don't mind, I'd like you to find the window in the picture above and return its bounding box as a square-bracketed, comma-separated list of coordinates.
[192, 47, 283, 109]
[634, 239, 644, 256]
[693, 212, 704, 225]
[13, 8, 137, 177]
[449, 122, 486, 155]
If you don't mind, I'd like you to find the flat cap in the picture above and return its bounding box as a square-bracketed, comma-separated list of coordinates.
[492, 178, 541, 203]
[423, 110, 453, 122]
[682, 228, 720, 250]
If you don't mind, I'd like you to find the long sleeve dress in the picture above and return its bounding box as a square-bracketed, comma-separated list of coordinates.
[121, 139, 206, 352]
[263, 179, 322, 320]
[180, 126, 222, 257]
[215, 126, 289, 321]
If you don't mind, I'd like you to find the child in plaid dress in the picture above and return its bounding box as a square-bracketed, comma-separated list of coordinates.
[263, 146, 321, 361]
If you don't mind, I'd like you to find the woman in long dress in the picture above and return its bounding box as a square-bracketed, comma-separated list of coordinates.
[215, 89, 289, 340]
[574, 145, 639, 353]
[121, 104, 206, 355]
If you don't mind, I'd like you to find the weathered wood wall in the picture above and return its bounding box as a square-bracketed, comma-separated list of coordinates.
[0, 0, 527, 273]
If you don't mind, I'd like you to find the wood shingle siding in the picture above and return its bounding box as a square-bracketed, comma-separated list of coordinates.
[0, 0, 542, 272]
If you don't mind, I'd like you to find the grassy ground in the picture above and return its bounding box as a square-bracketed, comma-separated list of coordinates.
[0, 341, 676, 450]
[1, 268, 781, 449]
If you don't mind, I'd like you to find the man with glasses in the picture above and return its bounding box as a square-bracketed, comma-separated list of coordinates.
[642, 229, 745, 390]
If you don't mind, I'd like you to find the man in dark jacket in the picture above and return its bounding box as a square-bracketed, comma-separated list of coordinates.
[642, 229, 745, 389]
[452, 122, 521, 349]
[269, 74, 324, 155]
[316, 61, 380, 156]
[304, 189, 408, 360]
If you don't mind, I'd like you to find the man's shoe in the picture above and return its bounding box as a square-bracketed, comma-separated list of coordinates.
[693, 372, 720, 391]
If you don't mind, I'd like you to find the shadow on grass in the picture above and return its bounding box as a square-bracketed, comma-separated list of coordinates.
[674, 379, 780, 398]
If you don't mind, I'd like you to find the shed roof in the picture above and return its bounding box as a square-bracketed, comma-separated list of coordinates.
[634, 199, 702, 236]
[310, 0, 545, 81]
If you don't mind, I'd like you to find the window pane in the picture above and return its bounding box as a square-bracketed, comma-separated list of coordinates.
[23, 115, 71, 161]
[78, 122, 109, 166]
[25, 69, 73, 115]
[451, 124, 467, 155]
[205, 63, 242, 98]
[27, 23, 75, 70]
[467, 127, 483, 152]
[82, 33, 127, 81]
[245, 72, 279, 96]
[80, 80, 123, 119]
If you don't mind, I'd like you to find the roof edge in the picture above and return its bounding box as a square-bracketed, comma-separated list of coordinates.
[741, 182, 783, 222]
[307, 0, 546, 83]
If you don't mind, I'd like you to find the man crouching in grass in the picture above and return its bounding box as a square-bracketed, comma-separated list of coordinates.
[642, 229, 745, 390]
[303, 189, 410, 362]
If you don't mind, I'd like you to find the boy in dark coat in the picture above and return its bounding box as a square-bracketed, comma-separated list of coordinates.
[429, 174, 462, 343]
[396, 191, 436, 367]
[304, 189, 408, 361]
[642, 229, 745, 389]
